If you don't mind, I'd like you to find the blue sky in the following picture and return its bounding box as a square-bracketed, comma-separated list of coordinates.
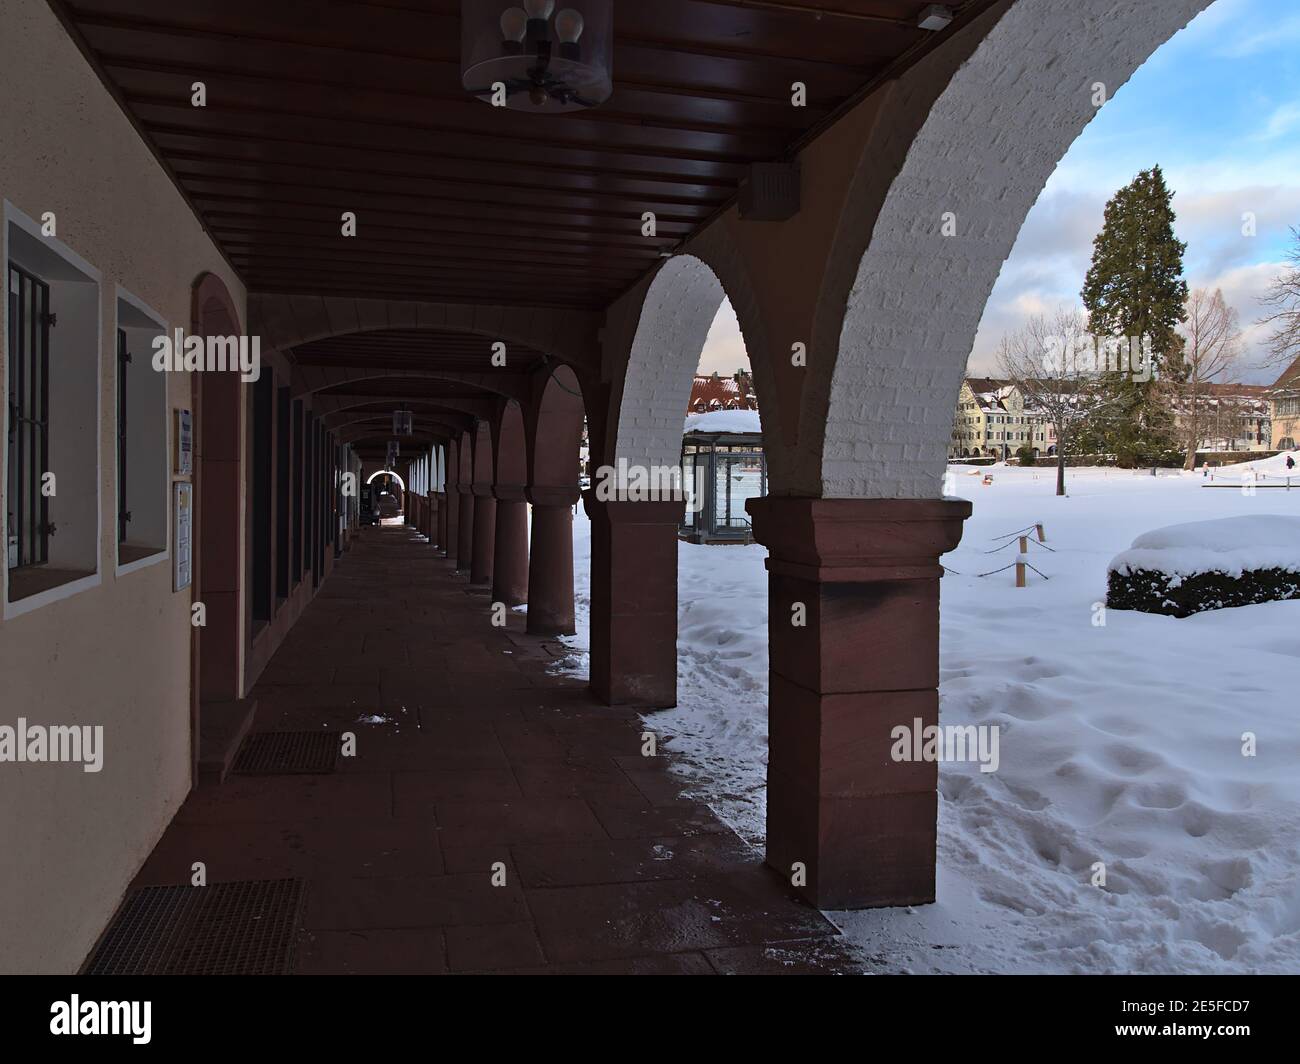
[698, 0, 1300, 383]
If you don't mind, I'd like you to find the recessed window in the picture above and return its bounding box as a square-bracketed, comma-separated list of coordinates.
[7, 264, 51, 572]
[5, 213, 101, 608]
[115, 291, 168, 570]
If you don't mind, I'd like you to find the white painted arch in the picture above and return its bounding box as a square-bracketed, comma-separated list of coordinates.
[367, 469, 406, 491]
[613, 255, 729, 472]
[822, 0, 1213, 499]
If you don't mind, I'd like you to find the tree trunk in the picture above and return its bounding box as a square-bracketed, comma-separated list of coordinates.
[1056, 453, 1067, 496]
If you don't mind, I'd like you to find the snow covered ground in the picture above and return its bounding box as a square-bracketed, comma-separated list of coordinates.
[557, 455, 1300, 974]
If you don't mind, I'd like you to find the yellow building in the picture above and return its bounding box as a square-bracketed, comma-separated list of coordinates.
[951, 378, 1056, 460]
[1271, 355, 1300, 451]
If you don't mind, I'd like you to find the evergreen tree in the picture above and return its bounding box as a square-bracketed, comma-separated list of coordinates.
[1081, 166, 1188, 466]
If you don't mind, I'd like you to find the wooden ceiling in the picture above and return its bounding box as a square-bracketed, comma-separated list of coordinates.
[54, 0, 989, 312]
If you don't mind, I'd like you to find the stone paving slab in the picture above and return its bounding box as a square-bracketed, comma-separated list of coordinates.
[121, 524, 861, 974]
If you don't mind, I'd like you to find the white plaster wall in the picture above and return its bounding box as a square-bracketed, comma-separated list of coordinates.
[823, 0, 1213, 498]
[0, 0, 245, 972]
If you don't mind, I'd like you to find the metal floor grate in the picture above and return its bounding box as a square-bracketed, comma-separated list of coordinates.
[84, 879, 305, 975]
[233, 730, 339, 774]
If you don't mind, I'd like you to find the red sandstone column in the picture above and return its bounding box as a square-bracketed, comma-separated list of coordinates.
[470, 491, 496, 585]
[456, 487, 474, 572]
[583, 491, 683, 707]
[444, 487, 460, 561]
[526, 488, 577, 636]
[428, 493, 440, 548]
[491, 489, 529, 606]
[747, 497, 970, 910]
[436, 491, 449, 556]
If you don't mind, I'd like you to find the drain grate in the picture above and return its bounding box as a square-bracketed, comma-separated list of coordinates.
[83, 879, 305, 975]
[233, 730, 339, 774]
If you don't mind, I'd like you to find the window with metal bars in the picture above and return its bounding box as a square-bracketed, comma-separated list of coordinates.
[116, 326, 132, 546]
[7, 263, 52, 570]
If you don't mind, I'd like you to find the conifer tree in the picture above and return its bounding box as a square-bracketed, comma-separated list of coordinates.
[1081, 166, 1188, 466]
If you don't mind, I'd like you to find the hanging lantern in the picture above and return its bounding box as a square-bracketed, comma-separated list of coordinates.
[461, 0, 613, 112]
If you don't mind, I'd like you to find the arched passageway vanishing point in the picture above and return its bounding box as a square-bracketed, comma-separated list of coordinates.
[1, 0, 1215, 973]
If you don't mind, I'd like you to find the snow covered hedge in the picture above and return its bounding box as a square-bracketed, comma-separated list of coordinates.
[1107, 515, 1300, 617]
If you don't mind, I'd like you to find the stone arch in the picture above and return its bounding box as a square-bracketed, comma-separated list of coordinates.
[610, 256, 721, 473]
[493, 400, 527, 492]
[366, 469, 406, 491]
[815, 0, 1211, 499]
[471, 420, 494, 488]
[248, 294, 600, 371]
[457, 429, 474, 485]
[610, 254, 767, 478]
[293, 363, 526, 402]
[529, 364, 585, 492]
[191, 271, 245, 704]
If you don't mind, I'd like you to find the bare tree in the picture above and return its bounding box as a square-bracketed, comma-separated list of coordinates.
[1260, 227, 1300, 370]
[1177, 287, 1243, 468]
[996, 306, 1108, 496]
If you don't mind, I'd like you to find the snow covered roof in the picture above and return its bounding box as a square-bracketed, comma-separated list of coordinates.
[688, 373, 758, 413]
[1109, 515, 1300, 579]
[684, 409, 763, 434]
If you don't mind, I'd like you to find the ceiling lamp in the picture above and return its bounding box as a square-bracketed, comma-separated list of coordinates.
[461, 0, 613, 112]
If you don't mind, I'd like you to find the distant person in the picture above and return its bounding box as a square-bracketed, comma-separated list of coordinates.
[1287, 454, 1296, 471]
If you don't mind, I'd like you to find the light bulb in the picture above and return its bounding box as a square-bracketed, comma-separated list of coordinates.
[523, 0, 555, 18]
[500, 6, 527, 41]
[555, 8, 584, 43]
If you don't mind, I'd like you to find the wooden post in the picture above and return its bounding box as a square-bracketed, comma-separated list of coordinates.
[1016, 535, 1028, 587]
[1034, 523, 1045, 542]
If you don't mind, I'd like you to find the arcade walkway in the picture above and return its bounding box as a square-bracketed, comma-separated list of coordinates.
[125, 523, 859, 974]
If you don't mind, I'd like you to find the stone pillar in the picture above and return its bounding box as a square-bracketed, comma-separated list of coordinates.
[526, 489, 577, 636]
[491, 488, 529, 606]
[428, 492, 440, 548]
[747, 497, 970, 910]
[456, 487, 474, 572]
[583, 491, 683, 707]
[436, 491, 449, 557]
[470, 491, 496, 586]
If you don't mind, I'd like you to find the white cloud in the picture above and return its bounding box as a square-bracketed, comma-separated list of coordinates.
[1259, 101, 1300, 141]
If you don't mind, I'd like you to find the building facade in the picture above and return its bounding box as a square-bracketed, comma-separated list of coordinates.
[950, 377, 1057, 459]
[1172, 384, 1272, 454]
[1271, 356, 1300, 451]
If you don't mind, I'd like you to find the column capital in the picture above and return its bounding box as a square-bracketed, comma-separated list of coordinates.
[527, 485, 580, 508]
[582, 490, 685, 525]
[746, 497, 970, 582]
[493, 483, 527, 502]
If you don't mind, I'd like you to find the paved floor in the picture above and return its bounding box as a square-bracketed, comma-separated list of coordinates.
[130, 522, 860, 974]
